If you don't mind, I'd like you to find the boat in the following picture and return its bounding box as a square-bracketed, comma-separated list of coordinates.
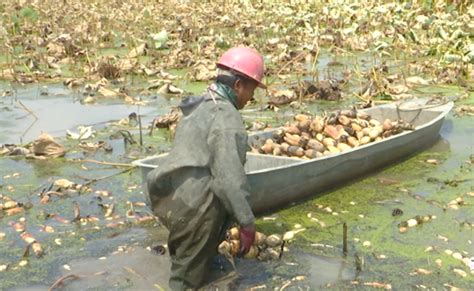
[133, 98, 453, 215]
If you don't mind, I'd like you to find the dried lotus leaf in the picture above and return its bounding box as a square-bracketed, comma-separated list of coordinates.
[54, 179, 75, 189]
[31, 133, 66, 158]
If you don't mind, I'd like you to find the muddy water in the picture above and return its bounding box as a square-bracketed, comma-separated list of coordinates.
[0, 73, 473, 289]
[0, 82, 165, 144]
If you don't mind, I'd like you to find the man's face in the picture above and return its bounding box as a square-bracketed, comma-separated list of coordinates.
[234, 79, 258, 109]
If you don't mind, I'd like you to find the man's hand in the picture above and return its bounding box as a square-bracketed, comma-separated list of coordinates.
[239, 224, 256, 255]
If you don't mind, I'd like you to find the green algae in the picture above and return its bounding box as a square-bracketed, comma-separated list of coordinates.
[255, 131, 474, 288]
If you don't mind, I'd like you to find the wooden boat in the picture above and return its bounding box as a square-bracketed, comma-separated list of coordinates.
[133, 99, 453, 215]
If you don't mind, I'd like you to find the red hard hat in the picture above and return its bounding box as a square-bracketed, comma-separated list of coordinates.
[217, 47, 266, 89]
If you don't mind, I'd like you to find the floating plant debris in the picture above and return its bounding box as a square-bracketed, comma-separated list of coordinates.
[398, 215, 436, 233]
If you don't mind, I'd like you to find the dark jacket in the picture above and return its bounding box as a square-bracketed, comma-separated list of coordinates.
[147, 90, 255, 226]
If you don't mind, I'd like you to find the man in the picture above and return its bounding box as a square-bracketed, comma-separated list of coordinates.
[147, 46, 266, 289]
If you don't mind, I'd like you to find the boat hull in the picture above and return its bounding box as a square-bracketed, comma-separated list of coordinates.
[134, 100, 453, 215]
[247, 115, 443, 214]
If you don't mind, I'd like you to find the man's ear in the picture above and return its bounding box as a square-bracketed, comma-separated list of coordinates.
[233, 78, 243, 95]
[233, 78, 242, 91]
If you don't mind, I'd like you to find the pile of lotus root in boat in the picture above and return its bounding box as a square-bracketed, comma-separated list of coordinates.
[218, 227, 304, 260]
[252, 109, 415, 159]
